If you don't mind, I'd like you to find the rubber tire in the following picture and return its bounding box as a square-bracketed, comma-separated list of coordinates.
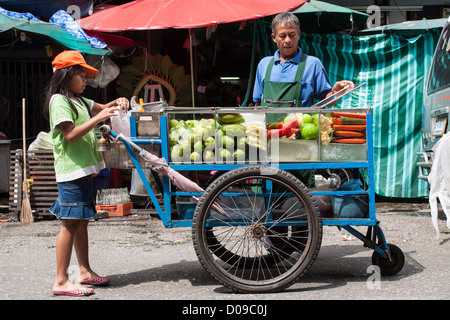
[192, 165, 322, 293]
[371, 243, 405, 276]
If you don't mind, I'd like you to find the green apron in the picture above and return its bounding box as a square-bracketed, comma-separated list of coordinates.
[261, 53, 314, 188]
[261, 53, 307, 124]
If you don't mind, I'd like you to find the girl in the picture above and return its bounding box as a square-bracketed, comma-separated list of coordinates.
[44, 50, 129, 297]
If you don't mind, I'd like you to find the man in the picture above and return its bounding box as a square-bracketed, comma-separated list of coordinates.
[253, 12, 354, 187]
[253, 11, 354, 117]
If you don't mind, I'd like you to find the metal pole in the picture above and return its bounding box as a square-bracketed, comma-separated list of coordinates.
[189, 28, 195, 107]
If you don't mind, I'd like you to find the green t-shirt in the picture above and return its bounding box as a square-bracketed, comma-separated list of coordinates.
[49, 94, 105, 183]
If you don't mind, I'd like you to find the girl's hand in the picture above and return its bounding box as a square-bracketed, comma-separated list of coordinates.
[96, 106, 120, 122]
[113, 97, 129, 112]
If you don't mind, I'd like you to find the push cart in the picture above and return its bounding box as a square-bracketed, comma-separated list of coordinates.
[100, 105, 405, 293]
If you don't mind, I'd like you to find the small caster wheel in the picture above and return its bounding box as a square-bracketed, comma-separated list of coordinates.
[372, 243, 404, 276]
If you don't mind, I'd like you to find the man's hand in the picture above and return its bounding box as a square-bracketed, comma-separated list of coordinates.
[331, 80, 354, 95]
[325, 80, 354, 107]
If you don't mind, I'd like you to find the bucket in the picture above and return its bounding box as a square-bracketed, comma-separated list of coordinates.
[332, 178, 369, 218]
[176, 197, 196, 220]
[332, 194, 368, 218]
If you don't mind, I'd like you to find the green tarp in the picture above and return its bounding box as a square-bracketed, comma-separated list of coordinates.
[0, 13, 110, 55]
[253, 18, 444, 198]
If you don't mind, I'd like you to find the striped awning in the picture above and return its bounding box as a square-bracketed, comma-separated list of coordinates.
[299, 25, 443, 198]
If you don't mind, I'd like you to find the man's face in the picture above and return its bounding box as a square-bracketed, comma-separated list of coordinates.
[271, 22, 300, 61]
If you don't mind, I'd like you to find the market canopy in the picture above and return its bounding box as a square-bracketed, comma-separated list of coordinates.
[298, 19, 447, 198]
[289, 0, 369, 33]
[0, 10, 109, 55]
[0, 0, 93, 19]
[359, 17, 448, 34]
[77, 0, 308, 31]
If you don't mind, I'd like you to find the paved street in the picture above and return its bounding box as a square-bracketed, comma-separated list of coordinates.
[1, 201, 449, 306]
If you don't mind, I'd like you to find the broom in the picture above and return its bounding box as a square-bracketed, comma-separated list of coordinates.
[20, 98, 33, 223]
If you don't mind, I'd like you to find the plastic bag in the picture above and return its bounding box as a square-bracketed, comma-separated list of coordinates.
[85, 55, 120, 88]
[428, 133, 450, 240]
[130, 168, 151, 196]
[28, 131, 53, 150]
[110, 108, 130, 137]
[130, 168, 160, 196]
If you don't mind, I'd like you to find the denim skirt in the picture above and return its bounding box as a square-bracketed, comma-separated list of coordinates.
[50, 175, 96, 220]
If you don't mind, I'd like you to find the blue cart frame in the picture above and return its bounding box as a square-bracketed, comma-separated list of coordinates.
[105, 107, 404, 292]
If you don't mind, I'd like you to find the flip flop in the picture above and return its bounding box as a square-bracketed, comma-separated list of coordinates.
[53, 287, 94, 297]
[79, 276, 110, 286]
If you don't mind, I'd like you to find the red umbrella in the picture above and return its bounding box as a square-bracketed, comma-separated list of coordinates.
[77, 0, 307, 31]
[78, 0, 307, 106]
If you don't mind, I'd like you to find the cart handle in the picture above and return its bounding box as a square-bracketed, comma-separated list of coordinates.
[99, 124, 144, 153]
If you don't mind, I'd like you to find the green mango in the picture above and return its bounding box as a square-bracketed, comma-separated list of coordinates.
[169, 119, 179, 129]
[237, 136, 248, 149]
[233, 149, 246, 161]
[204, 136, 215, 148]
[190, 151, 201, 162]
[219, 148, 232, 161]
[204, 150, 215, 162]
[221, 135, 235, 148]
[193, 140, 204, 152]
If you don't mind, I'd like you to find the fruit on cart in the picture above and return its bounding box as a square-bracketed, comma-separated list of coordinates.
[267, 122, 283, 129]
[204, 136, 215, 148]
[267, 129, 285, 139]
[303, 113, 313, 124]
[220, 124, 246, 137]
[190, 151, 201, 162]
[170, 144, 182, 162]
[221, 135, 235, 148]
[281, 118, 298, 130]
[233, 149, 246, 161]
[284, 127, 298, 138]
[237, 136, 248, 149]
[217, 113, 244, 125]
[284, 114, 296, 122]
[193, 140, 204, 152]
[169, 119, 179, 128]
[186, 119, 199, 128]
[301, 123, 319, 140]
[169, 116, 218, 162]
[204, 150, 215, 162]
[218, 148, 232, 160]
[244, 121, 266, 150]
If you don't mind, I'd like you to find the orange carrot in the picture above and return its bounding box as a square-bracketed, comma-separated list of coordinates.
[334, 130, 366, 138]
[333, 124, 366, 132]
[332, 117, 342, 124]
[331, 138, 366, 144]
[332, 112, 366, 119]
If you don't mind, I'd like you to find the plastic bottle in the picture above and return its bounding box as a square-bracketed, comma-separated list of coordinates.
[96, 190, 103, 205]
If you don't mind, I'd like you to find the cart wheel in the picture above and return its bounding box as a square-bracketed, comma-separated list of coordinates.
[371, 244, 404, 276]
[192, 165, 322, 293]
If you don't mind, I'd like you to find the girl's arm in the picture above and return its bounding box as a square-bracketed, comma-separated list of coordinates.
[58, 106, 118, 143]
[92, 97, 129, 114]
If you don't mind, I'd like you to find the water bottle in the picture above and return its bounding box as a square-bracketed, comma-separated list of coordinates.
[96, 190, 103, 205]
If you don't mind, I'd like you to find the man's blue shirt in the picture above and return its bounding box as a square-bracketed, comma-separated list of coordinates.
[253, 48, 332, 107]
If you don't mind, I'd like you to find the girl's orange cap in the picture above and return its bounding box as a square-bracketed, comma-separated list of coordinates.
[52, 50, 98, 75]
